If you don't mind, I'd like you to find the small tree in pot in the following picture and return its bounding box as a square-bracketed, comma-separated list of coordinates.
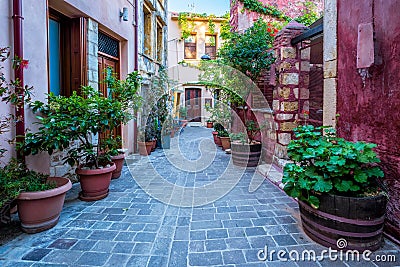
[282, 125, 388, 251]
[24, 86, 127, 201]
[105, 70, 143, 178]
[0, 47, 71, 233]
[230, 120, 262, 167]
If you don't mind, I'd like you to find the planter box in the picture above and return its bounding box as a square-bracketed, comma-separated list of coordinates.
[231, 142, 262, 167]
[299, 193, 387, 251]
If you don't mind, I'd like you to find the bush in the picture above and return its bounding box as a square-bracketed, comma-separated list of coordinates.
[282, 125, 385, 208]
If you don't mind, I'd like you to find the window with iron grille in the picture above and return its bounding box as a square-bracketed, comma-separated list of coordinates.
[98, 32, 119, 58]
[184, 34, 197, 59]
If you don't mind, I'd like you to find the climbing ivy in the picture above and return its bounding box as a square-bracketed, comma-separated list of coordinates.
[238, 0, 291, 22]
[294, 1, 320, 26]
[177, 12, 226, 39]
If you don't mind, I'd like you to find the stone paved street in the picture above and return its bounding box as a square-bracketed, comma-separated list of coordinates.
[0, 126, 399, 266]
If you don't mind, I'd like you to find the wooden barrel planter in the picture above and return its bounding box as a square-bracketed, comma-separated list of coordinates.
[231, 142, 262, 167]
[299, 193, 388, 251]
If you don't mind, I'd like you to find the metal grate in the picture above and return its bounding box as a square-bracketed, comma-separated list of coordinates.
[98, 32, 119, 58]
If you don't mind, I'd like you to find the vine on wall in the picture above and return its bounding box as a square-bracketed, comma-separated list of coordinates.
[177, 12, 226, 39]
[238, 0, 321, 26]
[238, 0, 291, 22]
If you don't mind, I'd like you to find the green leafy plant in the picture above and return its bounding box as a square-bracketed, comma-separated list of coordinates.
[294, 1, 321, 27]
[179, 106, 187, 119]
[24, 86, 127, 168]
[238, 0, 291, 21]
[0, 159, 55, 208]
[0, 47, 53, 211]
[218, 18, 276, 81]
[217, 129, 229, 137]
[282, 125, 385, 208]
[230, 132, 247, 144]
[213, 122, 225, 132]
[230, 120, 261, 145]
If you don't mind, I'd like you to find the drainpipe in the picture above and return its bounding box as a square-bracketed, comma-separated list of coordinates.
[12, 0, 25, 162]
[133, 0, 139, 153]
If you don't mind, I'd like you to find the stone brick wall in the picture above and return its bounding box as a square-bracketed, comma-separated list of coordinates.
[87, 19, 99, 90]
[272, 21, 309, 158]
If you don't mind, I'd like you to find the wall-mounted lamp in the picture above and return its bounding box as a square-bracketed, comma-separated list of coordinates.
[120, 7, 128, 21]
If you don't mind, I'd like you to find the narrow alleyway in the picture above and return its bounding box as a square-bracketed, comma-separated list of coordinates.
[0, 126, 398, 266]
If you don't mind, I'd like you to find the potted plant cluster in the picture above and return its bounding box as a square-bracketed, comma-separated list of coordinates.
[230, 120, 262, 167]
[24, 86, 127, 201]
[206, 119, 214, 128]
[212, 122, 224, 147]
[105, 70, 142, 178]
[0, 47, 71, 233]
[282, 125, 388, 251]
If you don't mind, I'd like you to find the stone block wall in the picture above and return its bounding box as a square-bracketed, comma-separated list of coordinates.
[272, 21, 309, 158]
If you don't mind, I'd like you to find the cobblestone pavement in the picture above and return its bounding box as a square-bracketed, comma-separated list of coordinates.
[0, 126, 399, 266]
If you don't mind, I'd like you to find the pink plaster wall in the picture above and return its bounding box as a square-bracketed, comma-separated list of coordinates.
[337, 0, 400, 241]
[230, 0, 323, 32]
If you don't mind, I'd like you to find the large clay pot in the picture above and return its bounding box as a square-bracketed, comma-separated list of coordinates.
[220, 137, 231, 150]
[111, 153, 125, 179]
[17, 177, 72, 233]
[299, 193, 387, 251]
[212, 131, 219, 144]
[76, 163, 116, 201]
[231, 142, 262, 167]
[151, 140, 156, 152]
[138, 141, 153, 156]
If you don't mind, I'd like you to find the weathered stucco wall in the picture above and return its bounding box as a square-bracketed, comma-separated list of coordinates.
[230, 0, 323, 33]
[337, 0, 400, 241]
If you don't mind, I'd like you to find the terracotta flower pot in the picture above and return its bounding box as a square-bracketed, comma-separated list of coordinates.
[216, 136, 222, 147]
[17, 177, 72, 233]
[138, 141, 153, 156]
[111, 153, 125, 179]
[206, 122, 213, 128]
[151, 140, 156, 152]
[220, 136, 231, 150]
[213, 131, 218, 144]
[76, 163, 116, 201]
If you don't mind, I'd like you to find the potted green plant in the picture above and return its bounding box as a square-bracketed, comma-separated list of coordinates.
[105, 70, 143, 178]
[212, 122, 224, 146]
[138, 126, 153, 156]
[218, 129, 231, 151]
[230, 120, 262, 167]
[0, 47, 71, 233]
[24, 86, 126, 201]
[179, 106, 188, 127]
[206, 119, 214, 128]
[161, 116, 173, 149]
[282, 125, 387, 251]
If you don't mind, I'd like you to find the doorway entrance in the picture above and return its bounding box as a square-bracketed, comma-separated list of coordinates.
[185, 88, 202, 122]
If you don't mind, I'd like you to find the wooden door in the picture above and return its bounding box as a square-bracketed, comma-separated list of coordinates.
[185, 88, 201, 122]
[98, 55, 121, 141]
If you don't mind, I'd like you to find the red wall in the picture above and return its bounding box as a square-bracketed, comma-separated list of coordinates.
[337, 0, 400, 240]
